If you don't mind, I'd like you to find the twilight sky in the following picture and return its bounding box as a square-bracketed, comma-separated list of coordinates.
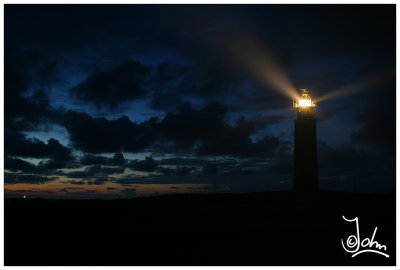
[4, 4, 395, 198]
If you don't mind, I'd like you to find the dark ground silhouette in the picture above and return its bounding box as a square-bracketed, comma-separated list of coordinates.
[5, 191, 396, 266]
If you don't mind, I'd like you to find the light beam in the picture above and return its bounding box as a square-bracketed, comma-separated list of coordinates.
[314, 71, 393, 104]
[214, 31, 300, 101]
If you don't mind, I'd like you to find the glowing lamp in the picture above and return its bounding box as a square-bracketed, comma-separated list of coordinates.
[298, 99, 312, 107]
[293, 89, 316, 108]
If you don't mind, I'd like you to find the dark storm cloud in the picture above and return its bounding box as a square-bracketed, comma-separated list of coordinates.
[80, 153, 125, 166]
[5, 49, 63, 133]
[90, 177, 110, 185]
[68, 58, 253, 113]
[158, 157, 206, 166]
[174, 166, 195, 176]
[4, 47, 71, 176]
[40, 159, 72, 170]
[5, 153, 127, 181]
[86, 165, 125, 175]
[5, 131, 73, 161]
[4, 172, 57, 184]
[159, 101, 227, 149]
[78, 154, 189, 177]
[5, 155, 77, 174]
[157, 166, 195, 176]
[5, 157, 42, 174]
[4, 79, 61, 139]
[60, 165, 125, 180]
[60, 170, 94, 180]
[61, 101, 286, 157]
[159, 101, 287, 157]
[5, 153, 79, 176]
[62, 110, 159, 153]
[128, 156, 159, 172]
[69, 60, 152, 110]
[6, 89, 60, 132]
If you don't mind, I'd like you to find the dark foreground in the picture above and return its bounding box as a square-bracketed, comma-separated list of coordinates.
[5, 191, 396, 266]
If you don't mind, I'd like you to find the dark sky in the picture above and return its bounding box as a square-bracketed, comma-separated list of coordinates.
[5, 4, 395, 198]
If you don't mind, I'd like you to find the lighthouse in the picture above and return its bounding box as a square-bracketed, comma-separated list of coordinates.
[293, 89, 318, 192]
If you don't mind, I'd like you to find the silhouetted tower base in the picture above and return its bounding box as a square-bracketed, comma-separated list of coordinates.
[293, 89, 319, 192]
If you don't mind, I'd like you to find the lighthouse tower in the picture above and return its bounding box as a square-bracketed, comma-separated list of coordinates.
[293, 89, 318, 192]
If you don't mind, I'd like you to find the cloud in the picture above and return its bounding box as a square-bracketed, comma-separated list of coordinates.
[5, 155, 78, 174]
[158, 157, 206, 166]
[4, 132, 75, 173]
[159, 101, 288, 157]
[69, 60, 152, 110]
[80, 152, 125, 166]
[60, 164, 125, 180]
[175, 167, 194, 176]
[86, 165, 125, 175]
[128, 156, 159, 172]
[62, 110, 159, 153]
[157, 166, 195, 176]
[5, 172, 57, 184]
[5, 49, 63, 135]
[60, 101, 287, 158]
[5, 157, 42, 174]
[6, 89, 61, 133]
[160, 101, 227, 147]
[5, 131, 73, 161]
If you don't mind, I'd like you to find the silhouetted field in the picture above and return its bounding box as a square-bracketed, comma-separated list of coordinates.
[5, 191, 396, 266]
